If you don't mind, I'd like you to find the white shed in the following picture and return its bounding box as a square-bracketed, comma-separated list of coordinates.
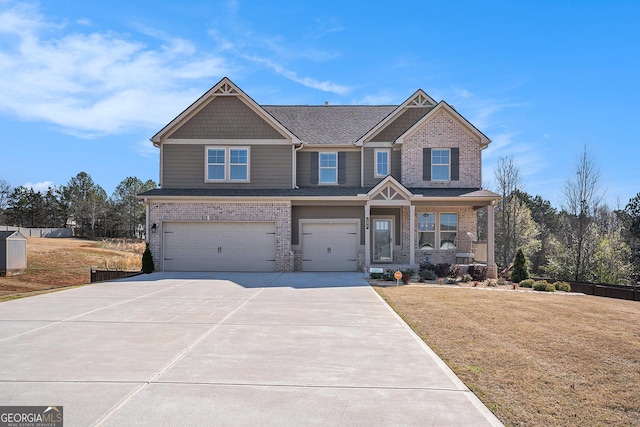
[0, 231, 27, 276]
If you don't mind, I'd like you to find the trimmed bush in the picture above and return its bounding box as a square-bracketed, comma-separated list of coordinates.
[520, 279, 534, 288]
[369, 272, 384, 280]
[533, 280, 555, 292]
[461, 274, 472, 283]
[467, 265, 488, 282]
[511, 248, 530, 283]
[141, 243, 155, 274]
[554, 281, 571, 292]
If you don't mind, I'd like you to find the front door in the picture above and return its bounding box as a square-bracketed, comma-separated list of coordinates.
[373, 218, 393, 262]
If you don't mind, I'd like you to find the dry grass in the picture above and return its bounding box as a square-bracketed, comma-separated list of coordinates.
[374, 284, 640, 427]
[0, 237, 144, 298]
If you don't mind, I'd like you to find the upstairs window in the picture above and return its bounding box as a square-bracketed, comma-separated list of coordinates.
[206, 147, 250, 182]
[319, 152, 337, 184]
[432, 149, 450, 181]
[374, 149, 390, 178]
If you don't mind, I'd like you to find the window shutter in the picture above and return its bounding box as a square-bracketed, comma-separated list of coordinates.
[338, 152, 346, 184]
[310, 152, 318, 184]
[423, 148, 431, 181]
[451, 148, 459, 181]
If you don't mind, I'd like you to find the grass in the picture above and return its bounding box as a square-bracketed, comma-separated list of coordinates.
[0, 237, 144, 300]
[374, 284, 640, 427]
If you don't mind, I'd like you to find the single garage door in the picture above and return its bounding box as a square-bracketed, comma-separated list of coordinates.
[163, 222, 276, 272]
[301, 222, 358, 271]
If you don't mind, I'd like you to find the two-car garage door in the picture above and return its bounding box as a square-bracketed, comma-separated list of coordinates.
[163, 222, 276, 272]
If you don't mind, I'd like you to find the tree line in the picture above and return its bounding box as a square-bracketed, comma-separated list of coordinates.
[492, 148, 640, 285]
[0, 172, 156, 238]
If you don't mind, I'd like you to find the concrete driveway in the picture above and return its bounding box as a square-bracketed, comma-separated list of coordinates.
[0, 272, 501, 426]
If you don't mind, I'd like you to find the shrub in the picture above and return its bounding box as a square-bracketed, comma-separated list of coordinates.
[519, 279, 534, 288]
[497, 277, 507, 286]
[382, 269, 397, 281]
[401, 269, 415, 277]
[418, 262, 435, 281]
[434, 263, 451, 278]
[448, 265, 461, 279]
[369, 272, 384, 280]
[467, 265, 488, 282]
[141, 243, 155, 274]
[554, 281, 571, 292]
[487, 279, 497, 287]
[533, 280, 555, 292]
[511, 248, 530, 283]
[421, 270, 437, 281]
[461, 274, 472, 283]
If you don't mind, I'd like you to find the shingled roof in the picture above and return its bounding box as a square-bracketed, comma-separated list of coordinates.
[263, 105, 396, 145]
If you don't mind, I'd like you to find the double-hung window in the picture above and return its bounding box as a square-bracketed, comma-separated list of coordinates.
[418, 212, 458, 250]
[432, 149, 450, 181]
[374, 149, 390, 178]
[319, 152, 337, 184]
[206, 147, 249, 182]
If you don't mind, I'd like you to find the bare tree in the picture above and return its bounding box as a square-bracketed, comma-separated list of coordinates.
[0, 179, 11, 223]
[561, 146, 604, 281]
[494, 156, 523, 268]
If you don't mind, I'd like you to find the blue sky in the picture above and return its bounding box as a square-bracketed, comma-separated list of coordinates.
[0, 0, 638, 208]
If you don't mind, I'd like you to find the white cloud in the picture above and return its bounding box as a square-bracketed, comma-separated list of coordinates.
[23, 181, 54, 193]
[0, 2, 228, 137]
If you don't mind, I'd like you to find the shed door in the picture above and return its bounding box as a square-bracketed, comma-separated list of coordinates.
[163, 222, 276, 272]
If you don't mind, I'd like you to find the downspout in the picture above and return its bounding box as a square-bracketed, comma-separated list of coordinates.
[293, 142, 304, 188]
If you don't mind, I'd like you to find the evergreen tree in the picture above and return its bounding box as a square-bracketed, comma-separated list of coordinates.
[141, 243, 155, 274]
[511, 248, 530, 283]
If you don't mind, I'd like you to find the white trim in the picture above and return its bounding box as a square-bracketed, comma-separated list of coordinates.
[374, 149, 391, 178]
[431, 148, 451, 182]
[204, 146, 251, 183]
[151, 77, 299, 145]
[396, 102, 490, 147]
[372, 216, 394, 263]
[163, 139, 290, 145]
[318, 152, 338, 185]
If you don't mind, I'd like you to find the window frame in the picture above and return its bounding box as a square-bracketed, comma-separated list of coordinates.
[318, 152, 338, 185]
[205, 146, 250, 182]
[374, 149, 390, 178]
[417, 212, 458, 251]
[431, 148, 450, 181]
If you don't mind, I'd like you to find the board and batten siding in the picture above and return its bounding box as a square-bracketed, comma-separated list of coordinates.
[162, 144, 293, 189]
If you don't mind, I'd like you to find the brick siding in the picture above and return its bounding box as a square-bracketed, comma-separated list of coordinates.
[148, 202, 294, 271]
[402, 110, 481, 188]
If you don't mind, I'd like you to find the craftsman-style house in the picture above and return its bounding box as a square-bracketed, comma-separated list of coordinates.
[140, 77, 499, 277]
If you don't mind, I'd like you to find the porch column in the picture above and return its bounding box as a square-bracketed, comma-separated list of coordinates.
[409, 204, 415, 266]
[487, 202, 498, 279]
[364, 204, 371, 267]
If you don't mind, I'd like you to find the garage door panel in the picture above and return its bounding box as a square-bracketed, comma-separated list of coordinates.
[163, 222, 276, 272]
[302, 223, 358, 271]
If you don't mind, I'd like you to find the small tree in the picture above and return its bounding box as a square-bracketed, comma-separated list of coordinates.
[141, 243, 155, 274]
[511, 248, 530, 283]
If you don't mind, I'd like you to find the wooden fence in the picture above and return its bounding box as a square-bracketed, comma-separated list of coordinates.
[90, 269, 142, 283]
[533, 277, 639, 302]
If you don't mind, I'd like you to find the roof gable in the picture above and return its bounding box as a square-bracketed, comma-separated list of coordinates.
[151, 77, 298, 145]
[396, 101, 490, 148]
[367, 175, 413, 205]
[356, 89, 436, 145]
